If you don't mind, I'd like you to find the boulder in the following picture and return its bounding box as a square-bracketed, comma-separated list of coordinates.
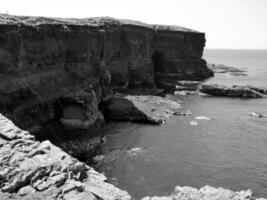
[101, 95, 181, 124]
[199, 83, 267, 98]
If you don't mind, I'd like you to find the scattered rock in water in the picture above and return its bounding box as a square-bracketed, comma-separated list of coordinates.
[127, 147, 144, 156]
[174, 90, 199, 96]
[176, 80, 202, 91]
[165, 94, 184, 104]
[250, 112, 267, 118]
[93, 155, 106, 163]
[195, 116, 213, 120]
[101, 95, 181, 125]
[230, 72, 248, 76]
[190, 121, 199, 126]
[199, 83, 267, 98]
[174, 110, 192, 116]
[208, 63, 247, 75]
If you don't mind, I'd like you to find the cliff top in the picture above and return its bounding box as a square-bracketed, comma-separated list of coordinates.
[0, 14, 201, 33]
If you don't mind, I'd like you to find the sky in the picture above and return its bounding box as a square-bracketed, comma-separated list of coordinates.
[1, 0, 267, 49]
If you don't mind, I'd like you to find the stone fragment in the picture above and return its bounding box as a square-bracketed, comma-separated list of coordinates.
[17, 186, 36, 196]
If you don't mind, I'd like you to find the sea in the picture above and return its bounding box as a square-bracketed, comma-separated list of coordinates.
[99, 49, 267, 199]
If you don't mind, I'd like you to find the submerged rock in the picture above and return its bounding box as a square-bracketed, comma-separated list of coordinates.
[101, 95, 181, 124]
[127, 147, 145, 156]
[174, 110, 192, 116]
[250, 112, 267, 118]
[174, 90, 199, 96]
[199, 83, 267, 98]
[142, 185, 266, 200]
[195, 116, 213, 120]
[190, 121, 199, 126]
[230, 72, 248, 76]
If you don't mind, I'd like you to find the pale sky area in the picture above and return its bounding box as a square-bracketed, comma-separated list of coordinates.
[1, 0, 267, 49]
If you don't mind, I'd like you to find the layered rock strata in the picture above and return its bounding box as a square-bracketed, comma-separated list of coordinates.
[208, 63, 247, 76]
[0, 113, 130, 200]
[0, 14, 212, 136]
[199, 83, 267, 98]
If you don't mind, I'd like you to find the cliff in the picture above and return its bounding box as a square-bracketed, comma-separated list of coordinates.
[0, 13, 212, 159]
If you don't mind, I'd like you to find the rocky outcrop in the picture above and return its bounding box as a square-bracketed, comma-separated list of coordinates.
[0, 14, 212, 135]
[199, 83, 267, 98]
[101, 95, 181, 124]
[208, 63, 247, 76]
[0, 113, 130, 200]
[142, 185, 266, 200]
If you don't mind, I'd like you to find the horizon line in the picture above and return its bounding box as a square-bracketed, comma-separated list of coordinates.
[205, 48, 267, 51]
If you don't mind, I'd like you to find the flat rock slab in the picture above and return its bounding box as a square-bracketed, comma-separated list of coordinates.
[102, 95, 181, 124]
[208, 63, 247, 74]
[199, 83, 267, 98]
[0, 114, 130, 200]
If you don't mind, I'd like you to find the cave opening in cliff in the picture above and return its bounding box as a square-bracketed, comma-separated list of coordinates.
[27, 100, 104, 165]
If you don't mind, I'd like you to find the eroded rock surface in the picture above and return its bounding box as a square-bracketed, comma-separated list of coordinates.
[142, 185, 266, 200]
[199, 83, 267, 98]
[101, 95, 181, 124]
[0, 114, 130, 200]
[0, 14, 212, 135]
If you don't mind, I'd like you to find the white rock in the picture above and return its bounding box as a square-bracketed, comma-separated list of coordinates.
[195, 116, 212, 120]
[190, 121, 199, 126]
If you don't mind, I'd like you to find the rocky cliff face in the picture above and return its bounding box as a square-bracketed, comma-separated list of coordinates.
[0, 14, 213, 156]
[0, 113, 130, 200]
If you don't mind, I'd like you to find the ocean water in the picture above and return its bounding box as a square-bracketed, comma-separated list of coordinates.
[100, 50, 267, 199]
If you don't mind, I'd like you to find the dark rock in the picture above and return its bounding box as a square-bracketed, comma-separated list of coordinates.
[101, 95, 181, 124]
[199, 83, 267, 98]
[174, 110, 192, 116]
[208, 63, 247, 75]
[230, 72, 248, 76]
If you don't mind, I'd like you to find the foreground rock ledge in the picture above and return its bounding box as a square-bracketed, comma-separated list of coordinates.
[0, 114, 130, 200]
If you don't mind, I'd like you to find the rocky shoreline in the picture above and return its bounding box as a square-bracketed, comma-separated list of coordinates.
[0, 14, 266, 199]
[1, 114, 266, 200]
[0, 113, 130, 200]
